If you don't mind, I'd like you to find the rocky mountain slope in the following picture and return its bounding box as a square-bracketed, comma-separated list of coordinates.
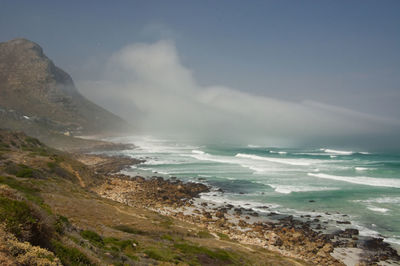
[0, 38, 128, 138]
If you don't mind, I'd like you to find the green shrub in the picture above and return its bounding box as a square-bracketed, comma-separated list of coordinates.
[0, 195, 54, 246]
[161, 234, 174, 241]
[26, 148, 50, 157]
[174, 243, 231, 262]
[25, 137, 42, 146]
[54, 215, 70, 234]
[197, 231, 213, 238]
[144, 249, 165, 261]
[113, 225, 145, 235]
[47, 162, 57, 169]
[0, 197, 36, 239]
[144, 247, 179, 262]
[4, 162, 18, 175]
[0, 143, 10, 150]
[217, 232, 230, 240]
[58, 215, 70, 224]
[51, 240, 93, 265]
[80, 230, 104, 247]
[103, 237, 137, 251]
[0, 176, 42, 205]
[52, 154, 64, 163]
[16, 167, 34, 178]
[5, 163, 36, 178]
[126, 254, 139, 261]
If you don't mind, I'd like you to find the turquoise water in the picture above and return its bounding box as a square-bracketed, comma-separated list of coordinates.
[107, 136, 400, 247]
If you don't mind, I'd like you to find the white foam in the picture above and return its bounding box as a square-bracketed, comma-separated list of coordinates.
[198, 174, 212, 178]
[190, 152, 235, 164]
[278, 207, 345, 221]
[384, 237, 400, 246]
[351, 223, 381, 238]
[190, 152, 278, 173]
[355, 167, 376, 171]
[192, 149, 205, 155]
[354, 197, 400, 204]
[156, 171, 170, 175]
[322, 148, 354, 155]
[367, 206, 389, 213]
[269, 150, 287, 155]
[308, 173, 400, 188]
[293, 152, 329, 156]
[247, 166, 269, 173]
[269, 185, 292, 194]
[247, 144, 261, 148]
[268, 184, 338, 194]
[330, 155, 337, 158]
[144, 159, 186, 165]
[121, 136, 199, 155]
[200, 192, 281, 210]
[235, 153, 313, 166]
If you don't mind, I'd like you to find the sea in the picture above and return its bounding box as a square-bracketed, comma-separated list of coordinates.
[101, 135, 400, 249]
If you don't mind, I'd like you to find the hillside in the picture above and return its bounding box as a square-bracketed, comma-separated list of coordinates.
[0, 129, 305, 265]
[0, 38, 128, 140]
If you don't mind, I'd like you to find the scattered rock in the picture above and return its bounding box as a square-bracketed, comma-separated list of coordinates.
[336, 221, 351, 224]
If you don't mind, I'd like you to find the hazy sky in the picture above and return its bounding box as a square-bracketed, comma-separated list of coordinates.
[1, 1, 400, 148]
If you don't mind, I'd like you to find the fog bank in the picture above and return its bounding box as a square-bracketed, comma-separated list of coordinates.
[78, 40, 400, 150]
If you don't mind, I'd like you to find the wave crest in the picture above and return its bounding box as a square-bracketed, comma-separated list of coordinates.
[268, 184, 338, 194]
[236, 153, 312, 166]
[192, 150, 205, 154]
[321, 148, 354, 155]
[308, 173, 400, 188]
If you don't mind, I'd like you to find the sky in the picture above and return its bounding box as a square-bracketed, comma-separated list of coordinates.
[1, 1, 400, 149]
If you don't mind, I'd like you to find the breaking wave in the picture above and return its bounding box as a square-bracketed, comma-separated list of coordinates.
[192, 149, 205, 155]
[321, 148, 354, 155]
[235, 153, 314, 166]
[268, 184, 339, 194]
[308, 173, 400, 188]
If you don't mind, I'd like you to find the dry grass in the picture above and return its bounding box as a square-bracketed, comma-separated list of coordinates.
[40, 179, 308, 265]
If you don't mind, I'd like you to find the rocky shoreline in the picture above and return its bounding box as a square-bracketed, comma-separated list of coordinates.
[87, 153, 400, 265]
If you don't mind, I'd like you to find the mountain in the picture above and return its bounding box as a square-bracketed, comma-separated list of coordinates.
[0, 38, 128, 139]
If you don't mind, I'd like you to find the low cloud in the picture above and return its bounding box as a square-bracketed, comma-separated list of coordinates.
[78, 40, 400, 149]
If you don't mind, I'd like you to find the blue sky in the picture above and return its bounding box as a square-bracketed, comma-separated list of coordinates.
[1, 1, 400, 147]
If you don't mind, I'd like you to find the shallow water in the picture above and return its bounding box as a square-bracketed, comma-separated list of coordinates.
[104, 135, 400, 247]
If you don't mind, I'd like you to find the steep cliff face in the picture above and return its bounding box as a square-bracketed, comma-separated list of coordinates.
[0, 38, 127, 135]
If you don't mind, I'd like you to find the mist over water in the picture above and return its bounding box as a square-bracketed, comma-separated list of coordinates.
[79, 40, 400, 150]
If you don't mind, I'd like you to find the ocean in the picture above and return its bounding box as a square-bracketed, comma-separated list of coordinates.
[102, 135, 400, 249]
